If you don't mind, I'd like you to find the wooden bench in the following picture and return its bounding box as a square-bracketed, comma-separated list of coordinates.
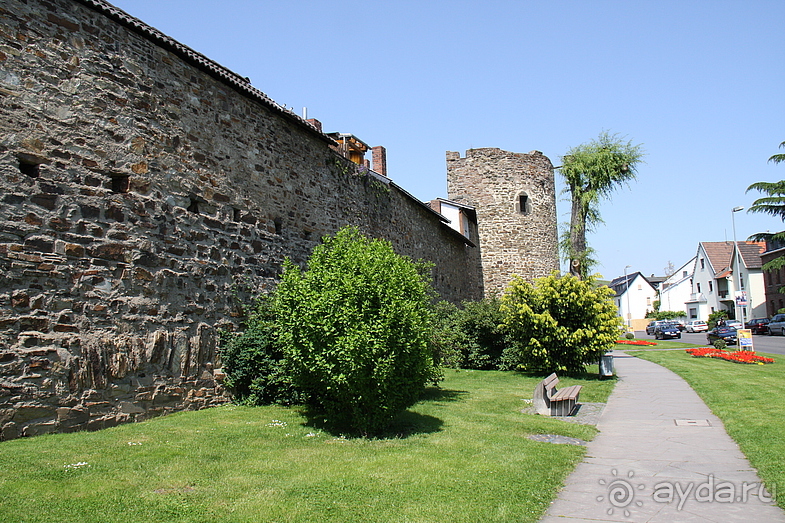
[532, 373, 582, 416]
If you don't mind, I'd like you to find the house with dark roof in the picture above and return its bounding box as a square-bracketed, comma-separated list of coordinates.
[684, 241, 765, 321]
[609, 272, 658, 331]
[729, 241, 767, 321]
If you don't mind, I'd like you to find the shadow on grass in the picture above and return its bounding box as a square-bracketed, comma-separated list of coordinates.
[297, 387, 468, 440]
[515, 370, 618, 382]
[419, 386, 469, 403]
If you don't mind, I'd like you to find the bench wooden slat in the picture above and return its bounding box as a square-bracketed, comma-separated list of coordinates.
[552, 385, 581, 401]
[531, 373, 582, 416]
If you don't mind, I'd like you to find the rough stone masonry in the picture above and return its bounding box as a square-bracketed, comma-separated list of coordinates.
[0, 0, 555, 439]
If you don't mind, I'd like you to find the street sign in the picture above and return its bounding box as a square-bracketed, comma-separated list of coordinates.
[737, 329, 753, 350]
[735, 291, 748, 308]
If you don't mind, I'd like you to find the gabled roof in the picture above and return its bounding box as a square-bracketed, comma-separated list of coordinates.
[698, 242, 734, 276]
[736, 242, 766, 270]
[608, 272, 655, 297]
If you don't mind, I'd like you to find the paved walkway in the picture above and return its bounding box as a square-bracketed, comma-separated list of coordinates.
[540, 351, 785, 522]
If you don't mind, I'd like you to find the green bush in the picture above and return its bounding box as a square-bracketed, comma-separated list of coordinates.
[713, 339, 728, 351]
[456, 298, 508, 369]
[500, 272, 621, 374]
[219, 301, 304, 406]
[647, 310, 686, 321]
[429, 300, 465, 368]
[273, 226, 441, 435]
[430, 298, 509, 370]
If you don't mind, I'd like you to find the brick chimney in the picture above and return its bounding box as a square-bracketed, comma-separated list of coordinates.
[306, 118, 322, 132]
[372, 145, 387, 177]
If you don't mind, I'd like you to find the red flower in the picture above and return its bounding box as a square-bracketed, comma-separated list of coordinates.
[686, 347, 774, 364]
[616, 340, 657, 346]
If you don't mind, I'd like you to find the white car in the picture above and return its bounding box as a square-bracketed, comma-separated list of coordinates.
[685, 320, 708, 333]
[725, 320, 743, 330]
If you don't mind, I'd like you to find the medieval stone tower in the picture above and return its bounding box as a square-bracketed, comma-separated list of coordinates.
[446, 148, 559, 296]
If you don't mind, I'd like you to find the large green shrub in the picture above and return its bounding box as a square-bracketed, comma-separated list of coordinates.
[500, 272, 621, 374]
[456, 298, 508, 369]
[219, 301, 304, 406]
[429, 300, 465, 368]
[430, 298, 509, 370]
[273, 226, 440, 435]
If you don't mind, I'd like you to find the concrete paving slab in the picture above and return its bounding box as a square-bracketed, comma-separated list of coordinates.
[539, 351, 784, 523]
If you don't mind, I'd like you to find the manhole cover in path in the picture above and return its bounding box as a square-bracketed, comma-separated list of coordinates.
[674, 419, 711, 426]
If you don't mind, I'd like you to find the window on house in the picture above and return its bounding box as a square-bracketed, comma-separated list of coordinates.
[697, 283, 701, 293]
[740, 274, 744, 289]
[708, 281, 713, 292]
[700, 258, 705, 270]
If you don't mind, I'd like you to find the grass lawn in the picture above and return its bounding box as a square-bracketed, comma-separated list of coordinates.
[628, 347, 784, 509]
[0, 368, 614, 523]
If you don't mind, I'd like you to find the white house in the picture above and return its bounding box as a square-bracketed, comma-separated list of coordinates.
[684, 241, 765, 322]
[659, 258, 696, 316]
[685, 242, 732, 321]
[609, 272, 658, 331]
[728, 241, 767, 322]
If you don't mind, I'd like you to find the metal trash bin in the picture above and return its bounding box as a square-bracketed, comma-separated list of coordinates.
[599, 353, 614, 378]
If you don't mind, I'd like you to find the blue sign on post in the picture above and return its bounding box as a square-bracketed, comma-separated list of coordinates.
[737, 329, 753, 350]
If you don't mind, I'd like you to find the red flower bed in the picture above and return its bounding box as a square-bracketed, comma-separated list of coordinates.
[686, 347, 775, 364]
[616, 339, 657, 346]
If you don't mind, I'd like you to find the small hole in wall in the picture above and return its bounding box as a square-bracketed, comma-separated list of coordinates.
[274, 218, 282, 235]
[19, 160, 40, 178]
[111, 174, 130, 194]
[515, 193, 531, 215]
[233, 208, 241, 222]
[187, 198, 200, 214]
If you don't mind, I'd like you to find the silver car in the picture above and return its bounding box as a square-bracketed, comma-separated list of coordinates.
[768, 314, 785, 335]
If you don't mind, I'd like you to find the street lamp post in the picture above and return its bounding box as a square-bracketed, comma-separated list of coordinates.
[624, 265, 632, 331]
[731, 206, 744, 325]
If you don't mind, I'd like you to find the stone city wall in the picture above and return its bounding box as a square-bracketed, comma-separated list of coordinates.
[0, 0, 482, 439]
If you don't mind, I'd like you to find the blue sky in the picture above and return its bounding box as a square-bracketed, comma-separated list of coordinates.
[111, 0, 784, 282]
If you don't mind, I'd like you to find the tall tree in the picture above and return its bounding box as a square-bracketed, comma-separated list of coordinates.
[769, 141, 785, 164]
[746, 140, 785, 280]
[559, 132, 645, 279]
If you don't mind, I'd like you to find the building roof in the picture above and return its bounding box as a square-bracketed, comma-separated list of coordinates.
[699, 242, 734, 276]
[608, 272, 655, 297]
[737, 242, 766, 269]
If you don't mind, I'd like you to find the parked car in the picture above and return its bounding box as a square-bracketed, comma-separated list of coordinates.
[672, 320, 686, 331]
[653, 323, 681, 340]
[645, 320, 670, 335]
[707, 326, 738, 345]
[685, 320, 708, 333]
[767, 314, 785, 335]
[725, 320, 743, 330]
[745, 318, 770, 335]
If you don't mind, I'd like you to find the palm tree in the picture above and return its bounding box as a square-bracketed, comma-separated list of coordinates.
[559, 132, 645, 279]
[746, 141, 785, 276]
[769, 141, 785, 164]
